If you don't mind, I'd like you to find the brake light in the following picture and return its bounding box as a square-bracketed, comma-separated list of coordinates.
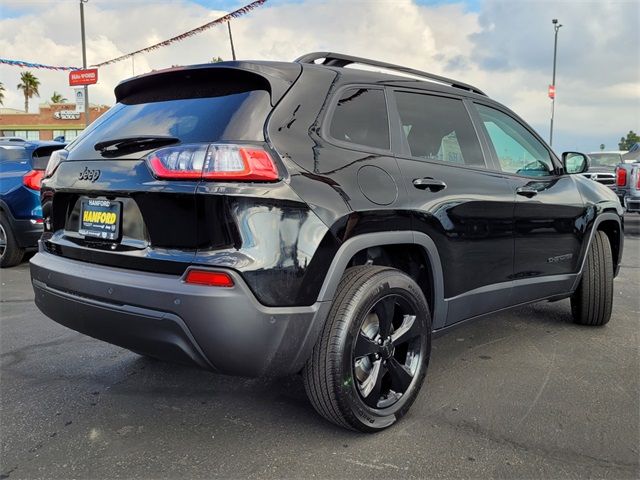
[184, 270, 234, 287]
[23, 170, 44, 190]
[147, 144, 279, 181]
[637, 170, 640, 189]
[616, 167, 627, 187]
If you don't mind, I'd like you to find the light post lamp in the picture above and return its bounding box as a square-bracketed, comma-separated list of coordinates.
[549, 18, 562, 147]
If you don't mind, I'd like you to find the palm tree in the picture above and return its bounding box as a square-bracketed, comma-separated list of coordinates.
[0, 82, 5, 106]
[50, 91, 67, 104]
[17, 71, 40, 112]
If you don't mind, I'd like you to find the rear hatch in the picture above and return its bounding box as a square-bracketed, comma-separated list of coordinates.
[42, 62, 301, 273]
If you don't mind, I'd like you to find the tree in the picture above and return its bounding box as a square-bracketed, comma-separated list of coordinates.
[50, 91, 67, 103]
[16, 71, 40, 113]
[0, 82, 4, 105]
[599, 144, 605, 151]
[211, 56, 224, 63]
[618, 130, 640, 151]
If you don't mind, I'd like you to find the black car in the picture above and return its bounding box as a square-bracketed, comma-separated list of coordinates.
[30, 53, 624, 432]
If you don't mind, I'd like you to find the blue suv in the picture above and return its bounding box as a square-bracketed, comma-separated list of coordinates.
[0, 141, 65, 267]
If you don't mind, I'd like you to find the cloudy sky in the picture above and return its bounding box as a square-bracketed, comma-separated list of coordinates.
[1, 0, 638, 153]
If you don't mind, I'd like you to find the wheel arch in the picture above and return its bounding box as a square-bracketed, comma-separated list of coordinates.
[596, 216, 623, 276]
[574, 211, 624, 285]
[315, 231, 447, 328]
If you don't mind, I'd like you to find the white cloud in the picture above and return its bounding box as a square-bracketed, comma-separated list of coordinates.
[0, 0, 638, 152]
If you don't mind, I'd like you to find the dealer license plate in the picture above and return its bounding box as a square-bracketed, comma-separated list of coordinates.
[79, 198, 121, 240]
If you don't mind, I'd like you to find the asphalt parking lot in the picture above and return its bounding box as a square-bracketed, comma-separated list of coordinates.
[1, 216, 638, 480]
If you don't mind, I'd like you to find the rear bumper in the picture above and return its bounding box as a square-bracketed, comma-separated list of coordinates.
[12, 218, 43, 249]
[30, 251, 330, 377]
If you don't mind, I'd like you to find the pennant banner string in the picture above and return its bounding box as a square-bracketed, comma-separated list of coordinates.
[0, 58, 80, 70]
[91, 0, 267, 67]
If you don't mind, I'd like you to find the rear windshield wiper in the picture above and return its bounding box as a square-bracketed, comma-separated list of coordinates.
[94, 135, 179, 155]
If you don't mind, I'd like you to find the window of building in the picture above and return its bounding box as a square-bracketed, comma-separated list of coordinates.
[394, 91, 485, 167]
[329, 88, 389, 150]
[475, 104, 554, 177]
[64, 130, 83, 141]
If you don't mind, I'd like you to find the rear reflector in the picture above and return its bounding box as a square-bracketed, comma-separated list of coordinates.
[147, 144, 278, 181]
[184, 270, 234, 287]
[616, 167, 627, 187]
[23, 170, 44, 191]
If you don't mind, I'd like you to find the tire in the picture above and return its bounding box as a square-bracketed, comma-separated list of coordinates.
[570, 230, 614, 326]
[0, 213, 25, 268]
[303, 266, 431, 432]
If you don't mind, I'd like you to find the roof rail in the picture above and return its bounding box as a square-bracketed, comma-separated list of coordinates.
[295, 52, 486, 96]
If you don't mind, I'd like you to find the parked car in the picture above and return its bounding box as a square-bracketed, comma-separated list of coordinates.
[0, 141, 66, 267]
[582, 151, 626, 188]
[0, 136, 26, 143]
[30, 53, 624, 432]
[615, 161, 640, 213]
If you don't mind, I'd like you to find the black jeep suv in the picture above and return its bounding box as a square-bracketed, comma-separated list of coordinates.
[30, 53, 624, 432]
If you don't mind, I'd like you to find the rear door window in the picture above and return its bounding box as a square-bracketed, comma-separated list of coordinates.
[329, 88, 390, 151]
[393, 91, 485, 167]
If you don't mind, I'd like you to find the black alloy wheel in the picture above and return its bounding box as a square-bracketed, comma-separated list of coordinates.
[353, 295, 423, 409]
[303, 266, 431, 432]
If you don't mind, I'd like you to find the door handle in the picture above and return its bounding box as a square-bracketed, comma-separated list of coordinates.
[516, 186, 538, 198]
[413, 178, 447, 192]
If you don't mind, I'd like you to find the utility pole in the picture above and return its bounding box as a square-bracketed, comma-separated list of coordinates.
[79, 0, 90, 128]
[227, 21, 236, 61]
[549, 18, 562, 147]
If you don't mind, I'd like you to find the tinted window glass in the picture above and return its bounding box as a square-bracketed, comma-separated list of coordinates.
[394, 92, 485, 167]
[476, 104, 553, 177]
[329, 88, 389, 150]
[588, 153, 622, 167]
[67, 87, 271, 160]
[0, 146, 27, 162]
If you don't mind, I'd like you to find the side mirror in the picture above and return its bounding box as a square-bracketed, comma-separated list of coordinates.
[562, 152, 589, 174]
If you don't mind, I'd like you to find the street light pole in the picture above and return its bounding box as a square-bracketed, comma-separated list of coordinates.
[227, 21, 237, 61]
[79, 0, 90, 128]
[549, 18, 562, 148]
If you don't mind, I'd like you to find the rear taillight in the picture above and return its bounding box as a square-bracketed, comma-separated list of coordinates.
[637, 170, 640, 189]
[147, 144, 279, 181]
[23, 170, 44, 191]
[184, 269, 234, 287]
[616, 167, 627, 187]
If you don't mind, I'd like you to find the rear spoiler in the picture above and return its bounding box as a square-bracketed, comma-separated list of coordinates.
[114, 61, 302, 107]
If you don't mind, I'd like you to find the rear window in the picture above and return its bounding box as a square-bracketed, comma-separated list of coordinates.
[0, 146, 28, 162]
[32, 145, 65, 170]
[329, 88, 389, 150]
[589, 153, 621, 167]
[67, 80, 272, 160]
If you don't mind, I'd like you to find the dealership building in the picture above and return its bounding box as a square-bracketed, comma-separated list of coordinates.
[0, 103, 110, 142]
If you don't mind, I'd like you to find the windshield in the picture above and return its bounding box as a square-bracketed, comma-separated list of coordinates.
[589, 153, 621, 167]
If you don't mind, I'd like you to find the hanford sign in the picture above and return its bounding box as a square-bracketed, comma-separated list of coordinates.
[53, 110, 82, 120]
